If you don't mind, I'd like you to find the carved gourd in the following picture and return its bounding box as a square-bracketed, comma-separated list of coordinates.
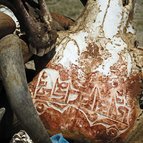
[29, 0, 143, 142]
[0, 12, 16, 39]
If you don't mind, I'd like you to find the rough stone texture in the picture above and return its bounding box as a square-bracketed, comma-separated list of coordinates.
[29, 0, 143, 143]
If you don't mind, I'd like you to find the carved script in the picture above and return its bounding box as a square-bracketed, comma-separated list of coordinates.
[29, 63, 140, 142]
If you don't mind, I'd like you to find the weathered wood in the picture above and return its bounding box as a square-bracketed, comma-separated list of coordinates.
[0, 34, 52, 143]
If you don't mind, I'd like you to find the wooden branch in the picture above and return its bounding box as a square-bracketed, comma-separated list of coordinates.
[0, 34, 52, 143]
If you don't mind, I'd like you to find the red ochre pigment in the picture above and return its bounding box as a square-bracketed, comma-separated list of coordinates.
[29, 62, 142, 142]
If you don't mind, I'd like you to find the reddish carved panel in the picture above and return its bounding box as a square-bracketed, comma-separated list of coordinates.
[29, 63, 142, 142]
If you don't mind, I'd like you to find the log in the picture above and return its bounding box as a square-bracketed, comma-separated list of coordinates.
[0, 34, 51, 143]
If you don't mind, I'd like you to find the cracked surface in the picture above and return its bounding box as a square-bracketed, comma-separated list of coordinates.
[29, 0, 143, 142]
